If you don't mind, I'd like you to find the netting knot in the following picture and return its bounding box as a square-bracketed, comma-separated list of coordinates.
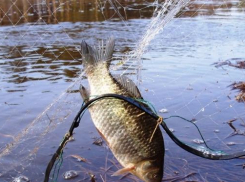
[149, 116, 163, 143]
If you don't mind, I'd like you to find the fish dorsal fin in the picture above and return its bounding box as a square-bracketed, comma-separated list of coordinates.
[111, 163, 135, 176]
[81, 37, 115, 70]
[112, 74, 142, 99]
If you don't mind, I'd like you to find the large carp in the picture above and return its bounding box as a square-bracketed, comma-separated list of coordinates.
[80, 38, 164, 182]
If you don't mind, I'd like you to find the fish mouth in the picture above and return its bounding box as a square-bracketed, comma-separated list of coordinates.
[133, 160, 163, 182]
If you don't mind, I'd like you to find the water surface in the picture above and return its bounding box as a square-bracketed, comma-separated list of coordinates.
[0, 0, 245, 181]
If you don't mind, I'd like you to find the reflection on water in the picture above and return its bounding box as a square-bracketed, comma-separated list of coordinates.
[1, 46, 82, 84]
[0, 0, 245, 25]
[0, 0, 245, 182]
[0, 0, 156, 25]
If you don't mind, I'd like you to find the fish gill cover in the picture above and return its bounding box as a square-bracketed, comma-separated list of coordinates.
[0, 0, 245, 182]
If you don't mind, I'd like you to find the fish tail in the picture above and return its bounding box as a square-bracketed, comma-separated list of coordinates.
[81, 37, 115, 73]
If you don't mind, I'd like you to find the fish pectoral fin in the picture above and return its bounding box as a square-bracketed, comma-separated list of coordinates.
[79, 84, 90, 102]
[111, 163, 135, 176]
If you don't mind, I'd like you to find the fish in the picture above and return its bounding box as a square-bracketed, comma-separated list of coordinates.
[80, 37, 165, 182]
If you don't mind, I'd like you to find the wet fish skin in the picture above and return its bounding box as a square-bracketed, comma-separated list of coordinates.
[80, 38, 164, 182]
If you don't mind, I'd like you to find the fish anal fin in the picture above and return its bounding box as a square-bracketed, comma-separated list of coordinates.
[112, 163, 135, 176]
[112, 74, 142, 99]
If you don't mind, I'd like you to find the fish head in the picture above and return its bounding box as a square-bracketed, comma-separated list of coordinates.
[134, 159, 163, 182]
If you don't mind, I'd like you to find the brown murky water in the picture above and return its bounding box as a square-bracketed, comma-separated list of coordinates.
[0, 0, 245, 182]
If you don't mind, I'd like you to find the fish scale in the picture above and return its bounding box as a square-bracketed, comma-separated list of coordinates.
[80, 38, 164, 182]
[91, 100, 162, 157]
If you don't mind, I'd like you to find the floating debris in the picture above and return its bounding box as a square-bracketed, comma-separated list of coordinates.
[63, 170, 78, 180]
[235, 61, 245, 69]
[159, 108, 168, 113]
[230, 82, 245, 102]
[213, 60, 231, 67]
[12, 176, 30, 182]
[192, 139, 204, 144]
[213, 99, 218, 102]
[89, 172, 96, 182]
[174, 171, 179, 175]
[93, 137, 103, 146]
[227, 118, 238, 132]
[226, 142, 236, 146]
[214, 129, 220, 133]
[70, 154, 88, 163]
[231, 82, 245, 91]
[186, 87, 193, 90]
[169, 128, 175, 132]
[236, 93, 245, 102]
[226, 118, 245, 138]
[213, 58, 245, 69]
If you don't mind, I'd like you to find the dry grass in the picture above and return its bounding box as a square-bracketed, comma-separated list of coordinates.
[230, 82, 245, 102]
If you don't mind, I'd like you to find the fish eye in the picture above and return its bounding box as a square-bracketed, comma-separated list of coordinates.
[145, 172, 159, 179]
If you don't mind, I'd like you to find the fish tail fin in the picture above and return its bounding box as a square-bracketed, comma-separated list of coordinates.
[81, 37, 115, 73]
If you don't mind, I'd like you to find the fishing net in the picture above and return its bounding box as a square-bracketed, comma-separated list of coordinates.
[0, 0, 245, 181]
